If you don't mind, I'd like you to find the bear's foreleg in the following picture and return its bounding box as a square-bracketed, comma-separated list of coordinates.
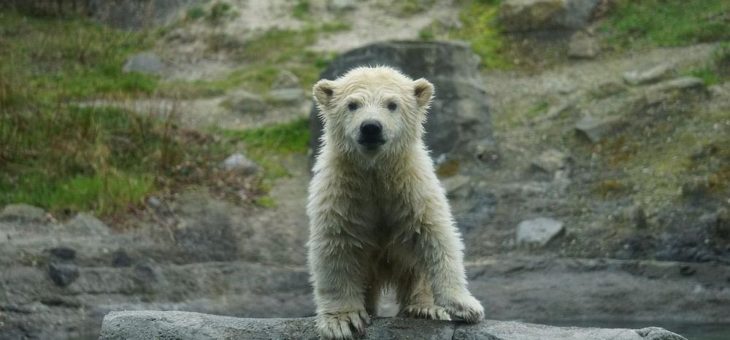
[418, 221, 484, 323]
[310, 236, 371, 339]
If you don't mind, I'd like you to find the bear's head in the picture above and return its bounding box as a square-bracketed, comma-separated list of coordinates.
[313, 66, 434, 160]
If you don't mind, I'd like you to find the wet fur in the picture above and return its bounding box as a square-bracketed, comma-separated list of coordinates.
[308, 66, 484, 339]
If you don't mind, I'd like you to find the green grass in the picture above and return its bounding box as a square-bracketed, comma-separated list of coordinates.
[232, 118, 310, 154]
[220, 118, 310, 180]
[419, 0, 510, 69]
[0, 10, 242, 216]
[684, 43, 730, 86]
[0, 11, 158, 104]
[0, 105, 189, 215]
[602, 0, 730, 48]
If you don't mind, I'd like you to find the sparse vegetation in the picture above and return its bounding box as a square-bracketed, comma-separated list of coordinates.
[684, 43, 730, 87]
[220, 118, 310, 181]
[167, 24, 340, 97]
[419, 0, 510, 69]
[602, 0, 730, 48]
[0, 10, 256, 216]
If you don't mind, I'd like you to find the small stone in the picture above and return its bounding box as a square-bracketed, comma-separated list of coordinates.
[147, 196, 162, 208]
[516, 217, 564, 246]
[575, 115, 626, 143]
[268, 88, 305, 103]
[647, 76, 705, 93]
[473, 139, 500, 165]
[222, 153, 259, 174]
[0, 204, 46, 222]
[48, 263, 79, 287]
[122, 52, 165, 75]
[568, 31, 600, 59]
[271, 70, 300, 90]
[530, 149, 568, 174]
[623, 63, 673, 85]
[111, 249, 133, 268]
[64, 213, 110, 236]
[49, 247, 76, 261]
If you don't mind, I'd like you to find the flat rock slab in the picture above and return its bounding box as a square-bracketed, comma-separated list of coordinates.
[100, 311, 686, 340]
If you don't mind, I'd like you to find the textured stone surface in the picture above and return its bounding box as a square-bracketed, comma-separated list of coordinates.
[0, 204, 46, 222]
[309, 41, 492, 163]
[99, 311, 687, 340]
[499, 0, 601, 32]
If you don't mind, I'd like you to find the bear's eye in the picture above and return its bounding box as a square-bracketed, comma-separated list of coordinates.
[347, 102, 359, 112]
[387, 102, 398, 112]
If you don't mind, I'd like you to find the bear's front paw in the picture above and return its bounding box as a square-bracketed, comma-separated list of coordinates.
[316, 310, 371, 339]
[400, 304, 451, 321]
[442, 294, 484, 324]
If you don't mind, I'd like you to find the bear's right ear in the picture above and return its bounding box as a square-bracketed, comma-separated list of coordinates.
[413, 78, 434, 109]
[313, 80, 335, 107]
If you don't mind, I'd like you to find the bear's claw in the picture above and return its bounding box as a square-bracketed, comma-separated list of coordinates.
[317, 310, 370, 339]
[400, 304, 452, 321]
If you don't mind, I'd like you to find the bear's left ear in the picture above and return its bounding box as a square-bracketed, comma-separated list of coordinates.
[313, 79, 335, 107]
[413, 78, 434, 109]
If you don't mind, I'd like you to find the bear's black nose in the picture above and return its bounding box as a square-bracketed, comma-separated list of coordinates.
[360, 120, 382, 137]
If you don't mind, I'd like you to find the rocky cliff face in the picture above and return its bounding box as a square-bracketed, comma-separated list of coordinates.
[99, 311, 687, 340]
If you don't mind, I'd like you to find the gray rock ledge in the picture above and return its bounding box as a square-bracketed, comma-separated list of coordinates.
[99, 310, 687, 340]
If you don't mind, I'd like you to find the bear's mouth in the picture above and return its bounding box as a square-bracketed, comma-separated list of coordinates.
[357, 137, 386, 151]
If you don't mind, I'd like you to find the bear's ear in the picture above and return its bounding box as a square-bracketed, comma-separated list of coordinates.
[413, 78, 434, 108]
[313, 80, 335, 107]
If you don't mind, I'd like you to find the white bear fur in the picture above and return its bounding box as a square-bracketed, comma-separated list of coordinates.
[308, 66, 484, 339]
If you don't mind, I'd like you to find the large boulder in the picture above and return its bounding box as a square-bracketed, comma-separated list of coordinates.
[499, 0, 601, 32]
[309, 41, 492, 165]
[99, 311, 687, 340]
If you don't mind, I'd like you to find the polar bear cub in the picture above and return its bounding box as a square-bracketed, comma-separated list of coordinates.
[307, 66, 484, 339]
